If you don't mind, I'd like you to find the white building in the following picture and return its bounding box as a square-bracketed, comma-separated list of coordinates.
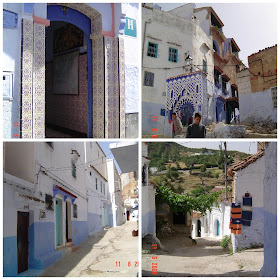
[142, 4, 214, 136]
[192, 186, 231, 240]
[110, 142, 139, 223]
[107, 158, 125, 227]
[228, 149, 265, 251]
[3, 142, 110, 276]
[260, 142, 277, 277]
[142, 143, 156, 236]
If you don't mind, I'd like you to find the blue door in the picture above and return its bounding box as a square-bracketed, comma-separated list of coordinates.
[56, 198, 63, 246]
[216, 220, 220, 236]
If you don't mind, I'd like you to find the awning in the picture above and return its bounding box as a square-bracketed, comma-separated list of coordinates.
[53, 185, 77, 204]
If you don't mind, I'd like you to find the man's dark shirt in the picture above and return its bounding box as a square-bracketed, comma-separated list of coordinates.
[186, 123, 206, 138]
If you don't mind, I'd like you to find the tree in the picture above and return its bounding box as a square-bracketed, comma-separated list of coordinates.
[156, 185, 222, 215]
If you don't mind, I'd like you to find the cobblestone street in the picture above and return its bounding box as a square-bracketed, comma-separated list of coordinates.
[41, 222, 139, 277]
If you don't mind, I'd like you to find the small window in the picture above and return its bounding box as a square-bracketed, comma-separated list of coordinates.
[72, 160, 76, 178]
[96, 178, 98, 190]
[160, 109, 165, 116]
[73, 204, 78, 218]
[144, 71, 154, 87]
[100, 181, 102, 193]
[169, 48, 178, 63]
[147, 42, 158, 58]
[203, 60, 207, 73]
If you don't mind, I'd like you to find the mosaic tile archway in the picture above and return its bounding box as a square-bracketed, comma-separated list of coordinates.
[22, 4, 104, 138]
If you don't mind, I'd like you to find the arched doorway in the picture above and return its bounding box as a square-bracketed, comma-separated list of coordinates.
[197, 220, 201, 237]
[46, 5, 94, 137]
[179, 102, 195, 126]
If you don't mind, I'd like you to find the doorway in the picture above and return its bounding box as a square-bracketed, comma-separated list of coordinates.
[46, 5, 92, 138]
[197, 220, 201, 237]
[216, 219, 220, 236]
[56, 198, 63, 246]
[127, 210, 130, 221]
[173, 211, 186, 225]
[17, 211, 29, 274]
[66, 201, 72, 242]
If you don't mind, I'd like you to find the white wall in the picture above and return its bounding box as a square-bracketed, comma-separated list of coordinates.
[239, 88, 277, 124]
[260, 142, 277, 276]
[142, 5, 214, 135]
[233, 156, 265, 250]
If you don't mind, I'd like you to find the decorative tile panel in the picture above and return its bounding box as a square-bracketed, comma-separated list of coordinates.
[104, 36, 120, 138]
[119, 37, 126, 138]
[166, 72, 204, 115]
[33, 23, 46, 138]
[21, 19, 33, 138]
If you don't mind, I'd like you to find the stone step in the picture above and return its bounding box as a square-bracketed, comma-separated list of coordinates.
[65, 241, 73, 247]
[57, 246, 72, 257]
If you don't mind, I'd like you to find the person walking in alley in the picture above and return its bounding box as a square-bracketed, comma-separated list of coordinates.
[186, 112, 206, 138]
[169, 112, 183, 138]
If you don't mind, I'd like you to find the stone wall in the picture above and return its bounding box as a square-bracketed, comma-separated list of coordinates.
[248, 45, 277, 93]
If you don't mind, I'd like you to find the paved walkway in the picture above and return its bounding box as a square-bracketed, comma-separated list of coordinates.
[41, 221, 139, 277]
[142, 236, 263, 277]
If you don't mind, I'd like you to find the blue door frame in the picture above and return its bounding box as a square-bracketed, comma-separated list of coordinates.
[216, 220, 220, 236]
[47, 5, 93, 137]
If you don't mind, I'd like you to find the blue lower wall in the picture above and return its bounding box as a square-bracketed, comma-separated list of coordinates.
[88, 212, 102, 235]
[72, 220, 88, 246]
[260, 210, 277, 276]
[142, 210, 155, 236]
[29, 222, 62, 269]
[108, 214, 113, 227]
[3, 236, 18, 276]
[142, 102, 165, 135]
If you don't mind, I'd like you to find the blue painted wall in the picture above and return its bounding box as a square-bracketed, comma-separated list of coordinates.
[88, 212, 102, 235]
[3, 236, 18, 276]
[72, 221, 88, 246]
[142, 211, 155, 236]
[29, 222, 62, 269]
[142, 102, 165, 135]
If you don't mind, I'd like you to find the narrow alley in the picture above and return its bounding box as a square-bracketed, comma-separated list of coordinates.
[41, 222, 139, 277]
[142, 235, 263, 277]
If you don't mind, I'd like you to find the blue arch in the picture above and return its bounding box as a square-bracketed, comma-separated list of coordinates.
[47, 5, 93, 137]
[213, 40, 220, 56]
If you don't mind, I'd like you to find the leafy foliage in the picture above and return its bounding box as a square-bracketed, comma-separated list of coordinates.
[220, 235, 231, 248]
[156, 185, 222, 215]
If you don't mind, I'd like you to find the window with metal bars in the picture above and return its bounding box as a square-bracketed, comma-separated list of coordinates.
[147, 42, 158, 58]
[144, 71, 154, 87]
[169, 48, 178, 63]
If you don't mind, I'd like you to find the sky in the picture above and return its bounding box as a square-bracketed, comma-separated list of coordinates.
[179, 141, 257, 154]
[158, 3, 277, 66]
[98, 142, 122, 174]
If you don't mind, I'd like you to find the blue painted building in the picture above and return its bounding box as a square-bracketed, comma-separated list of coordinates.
[3, 142, 110, 276]
[3, 3, 139, 139]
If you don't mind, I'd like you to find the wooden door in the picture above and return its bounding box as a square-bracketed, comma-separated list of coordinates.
[17, 212, 29, 274]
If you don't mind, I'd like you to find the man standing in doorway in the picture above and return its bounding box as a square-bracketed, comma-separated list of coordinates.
[186, 112, 206, 138]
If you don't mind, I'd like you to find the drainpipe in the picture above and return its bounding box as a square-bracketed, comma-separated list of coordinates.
[142, 20, 151, 66]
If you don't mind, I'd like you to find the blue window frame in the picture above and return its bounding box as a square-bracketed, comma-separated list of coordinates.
[160, 109, 165, 116]
[147, 42, 158, 58]
[203, 60, 207, 73]
[169, 48, 178, 63]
